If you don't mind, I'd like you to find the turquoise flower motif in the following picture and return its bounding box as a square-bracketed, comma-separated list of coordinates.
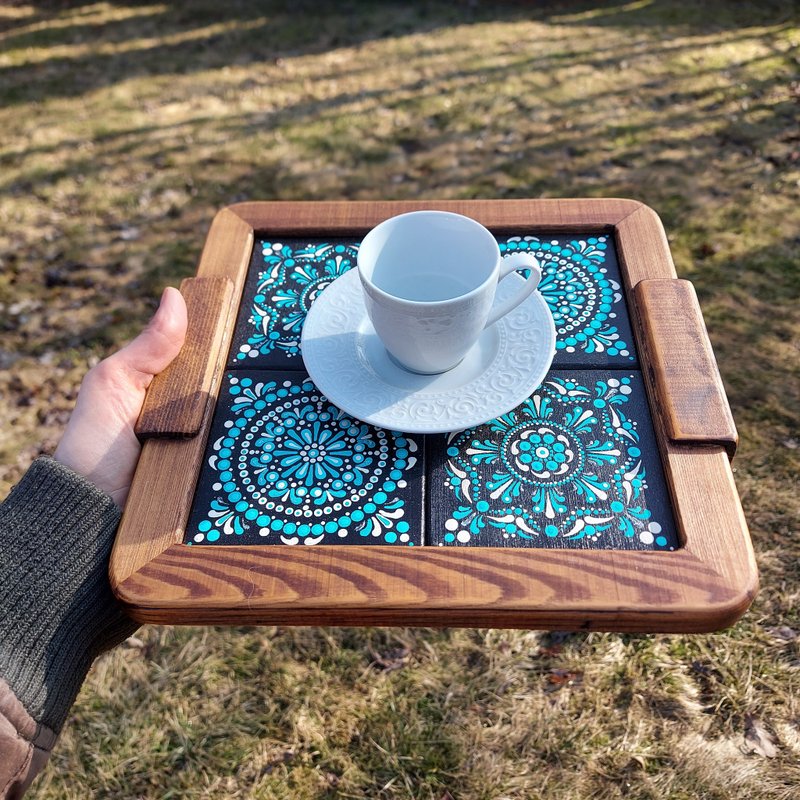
[235, 241, 359, 362]
[442, 376, 669, 548]
[254, 422, 365, 489]
[235, 234, 631, 365]
[191, 375, 419, 546]
[499, 235, 633, 360]
[250, 413, 376, 505]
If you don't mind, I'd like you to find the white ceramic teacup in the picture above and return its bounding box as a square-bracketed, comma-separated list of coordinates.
[357, 210, 542, 374]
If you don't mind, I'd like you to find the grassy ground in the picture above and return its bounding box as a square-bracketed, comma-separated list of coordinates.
[1, 1, 799, 797]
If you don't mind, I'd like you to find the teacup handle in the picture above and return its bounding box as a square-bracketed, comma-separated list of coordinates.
[484, 252, 542, 329]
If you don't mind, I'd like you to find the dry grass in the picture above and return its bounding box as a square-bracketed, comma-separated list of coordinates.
[1, 1, 799, 798]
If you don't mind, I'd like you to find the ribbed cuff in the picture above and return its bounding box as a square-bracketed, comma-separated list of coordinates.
[0, 457, 138, 733]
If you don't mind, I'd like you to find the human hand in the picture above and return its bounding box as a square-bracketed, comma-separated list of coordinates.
[54, 287, 187, 507]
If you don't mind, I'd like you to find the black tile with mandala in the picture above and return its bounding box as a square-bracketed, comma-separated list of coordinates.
[187, 371, 425, 546]
[426, 370, 677, 550]
[226, 232, 637, 371]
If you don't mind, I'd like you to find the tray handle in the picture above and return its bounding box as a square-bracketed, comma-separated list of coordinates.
[632, 279, 738, 459]
[135, 276, 234, 439]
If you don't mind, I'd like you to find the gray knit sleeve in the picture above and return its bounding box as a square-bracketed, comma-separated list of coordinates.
[0, 457, 138, 735]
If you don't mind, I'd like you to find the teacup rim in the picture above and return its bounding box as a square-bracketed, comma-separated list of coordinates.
[357, 209, 500, 306]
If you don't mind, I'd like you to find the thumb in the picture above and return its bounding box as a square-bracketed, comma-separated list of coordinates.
[111, 287, 188, 385]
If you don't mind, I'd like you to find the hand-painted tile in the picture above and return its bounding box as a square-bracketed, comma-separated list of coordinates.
[228, 238, 360, 369]
[186, 371, 424, 546]
[228, 232, 636, 370]
[498, 234, 637, 367]
[426, 370, 677, 550]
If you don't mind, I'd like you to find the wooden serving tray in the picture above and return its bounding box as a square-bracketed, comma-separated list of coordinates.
[110, 199, 757, 632]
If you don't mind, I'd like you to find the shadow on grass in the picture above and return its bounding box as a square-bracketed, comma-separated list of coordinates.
[3, 3, 796, 361]
[2, 14, 795, 184]
[2, 0, 797, 105]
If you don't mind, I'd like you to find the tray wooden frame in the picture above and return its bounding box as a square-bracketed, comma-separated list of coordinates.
[110, 199, 757, 632]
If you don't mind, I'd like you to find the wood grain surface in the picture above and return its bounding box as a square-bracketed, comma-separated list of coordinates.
[113, 208, 253, 585]
[227, 197, 646, 236]
[136, 276, 234, 438]
[614, 203, 678, 290]
[632, 279, 738, 458]
[111, 199, 757, 632]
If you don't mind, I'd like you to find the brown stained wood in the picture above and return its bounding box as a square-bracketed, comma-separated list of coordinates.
[196, 206, 255, 284]
[114, 441, 757, 632]
[111, 437, 207, 585]
[112, 207, 253, 585]
[662, 443, 755, 585]
[136, 277, 234, 438]
[632, 279, 738, 458]
[112, 446, 757, 632]
[115, 444, 757, 631]
[111, 200, 757, 632]
[227, 198, 644, 236]
[614, 203, 678, 290]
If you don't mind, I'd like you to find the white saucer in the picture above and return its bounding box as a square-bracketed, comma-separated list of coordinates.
[300, 269, 556, 433]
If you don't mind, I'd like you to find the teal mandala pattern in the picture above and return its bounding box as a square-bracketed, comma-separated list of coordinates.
[499, 235, 633, 361]
[235, 240, 359, 362]
[440, 375, 671, 548]
[231, 234, 633, 367]
[189, 374, 420, 545]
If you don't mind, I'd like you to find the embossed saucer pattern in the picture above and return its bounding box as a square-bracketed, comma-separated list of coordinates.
[301, 269, 556, 433]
